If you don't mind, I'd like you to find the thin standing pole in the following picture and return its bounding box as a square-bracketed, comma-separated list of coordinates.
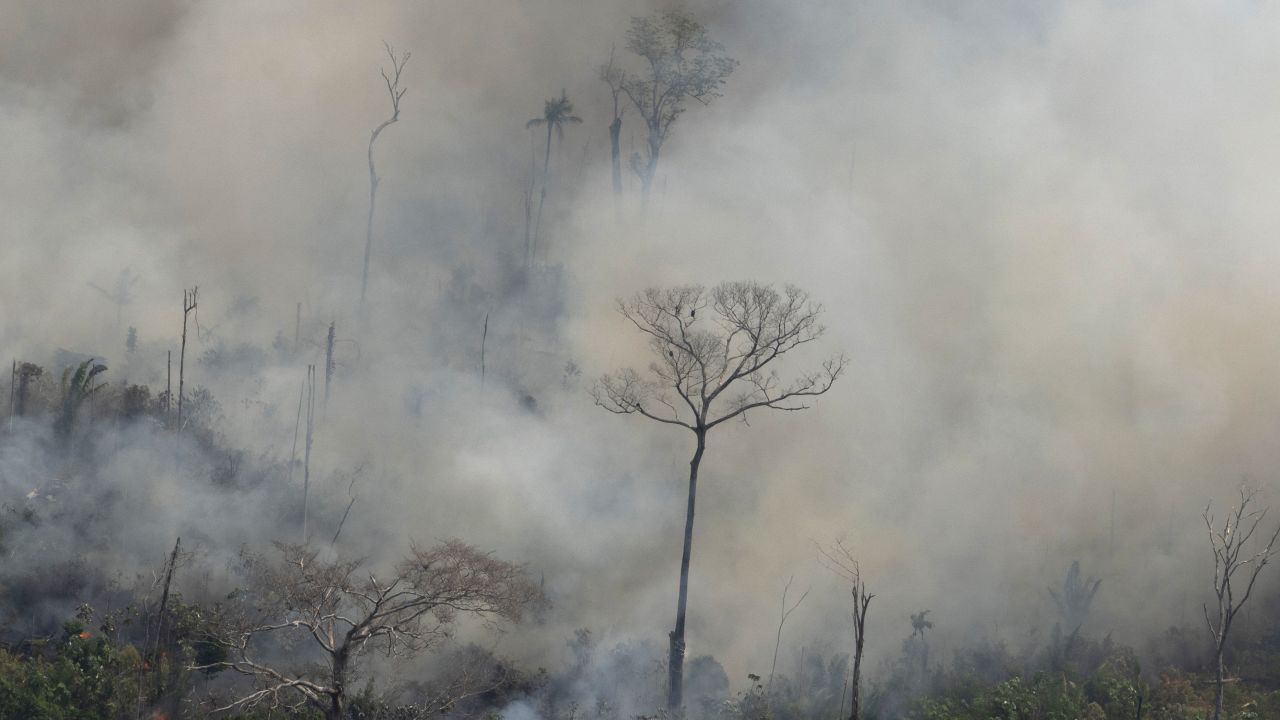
[302, 364, 315, 544]
[177, 287, 197, 432]
[324, 322, 335, 410]
[480, 312, 489, 386]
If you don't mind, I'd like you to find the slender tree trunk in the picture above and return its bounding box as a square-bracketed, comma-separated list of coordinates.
[640, 151, 659, 215]
[324, 321, 335, 409]
[361, 130, 382, 309]
[1213, 642, 1224, 720]
[480, 312, 489, 386]
[609, 116, 622, 214]
[532, 124, 553, 263]
[851, 598, 869, 720]
[303, 364, 315, 543]
[178, 288, 196, 432]
[669, 429, 705, 710]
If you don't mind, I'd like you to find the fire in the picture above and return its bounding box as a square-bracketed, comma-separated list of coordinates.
[77, 631, 89, 639]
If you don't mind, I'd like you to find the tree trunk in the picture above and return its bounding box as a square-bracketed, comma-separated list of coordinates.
[361, 133, 380, 309]
[668, 429, 705, 710]
[1213, 645, 1224, 720]
[851, 606, 867, 720]
[609, 116, 622, 209]
[327, 648, 350, 720]
[532, 124, 553, 264]
[640, 153, 659, 215]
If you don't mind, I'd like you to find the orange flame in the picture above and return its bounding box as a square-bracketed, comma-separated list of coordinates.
[77, 631, 89, 639]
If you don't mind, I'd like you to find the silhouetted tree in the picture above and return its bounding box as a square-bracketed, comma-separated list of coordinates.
[1049, 560, 1100, 634]
[616, 10, 736, 211]
[199, 540, 542, 720]
[361, 42, 410, 309]
[593, 281, 844, 709]
[818, 539, 874, 720]
[600, 46, 625, 212]
[1203, 487, 1280, 720]
[526, 90, 582, 265]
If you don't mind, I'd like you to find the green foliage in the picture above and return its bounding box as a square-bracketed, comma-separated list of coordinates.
[0, 620, 143, 720]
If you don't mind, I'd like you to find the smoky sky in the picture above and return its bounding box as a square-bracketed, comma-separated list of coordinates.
[4, 0, 1280, 685]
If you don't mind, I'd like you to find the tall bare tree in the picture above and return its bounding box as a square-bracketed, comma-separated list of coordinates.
[616, 10, 736, 212]
[361, 42, 410, 309]
[177, 286, 197, 432]
[818, 539, 873, 720]
[197, 540, 542, 720]
[526, 90, 582, 266]
[1203, 487, 1280, 720]
[592, 281, 845, 709]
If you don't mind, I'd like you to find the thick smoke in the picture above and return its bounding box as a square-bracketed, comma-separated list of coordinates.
[2, 0, 1279, 695]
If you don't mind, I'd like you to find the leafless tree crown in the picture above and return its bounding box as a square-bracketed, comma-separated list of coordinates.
[197, 540, 541, 716]
[592, 282, 846, 431]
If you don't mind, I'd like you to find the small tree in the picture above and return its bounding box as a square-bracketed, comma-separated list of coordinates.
[1203, 487, 1280, 720]
[361, 42, 410, 309]
[1048, 560, 1101, 634]
[616, 10, 736, 211]
[592, 281, 845, 709]
[199, 540, 542, 720]
[818, 540, 873, 720]
[56, 358, 107, 439]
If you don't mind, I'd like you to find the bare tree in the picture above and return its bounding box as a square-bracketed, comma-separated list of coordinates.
[767, 576, 809, 695]
[361, 42, 410, 309]
[817, 540, 873, 720]
[197, 540, 542, 720]
[616, 10, 736, 211]
[1203, 487, 1280, 720]
[592, 281, 845, 709]
[177, 286, 197, 431]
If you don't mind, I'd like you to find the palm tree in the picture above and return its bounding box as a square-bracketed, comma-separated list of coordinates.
[526, 90, 582, 266]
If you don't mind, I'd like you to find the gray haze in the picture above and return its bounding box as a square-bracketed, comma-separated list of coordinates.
[3, 0, 1280, 687]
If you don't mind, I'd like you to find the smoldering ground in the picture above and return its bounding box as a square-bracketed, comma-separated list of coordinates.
[2, 0, 1280, 701]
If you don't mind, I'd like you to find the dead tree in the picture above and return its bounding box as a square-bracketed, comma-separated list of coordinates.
[302, 364, 316, 544]
[592, 281, 845, 709]
[360, 42, 410, 309]
[177, 286, 198, 431]
[1203, 487, 1280, 720]
[197, 540, 542, 720]
[767, 576, 809, 695]
[817, 540, 873, 720]
[324, 321, 335, 409]
[480, 312, 489, 386]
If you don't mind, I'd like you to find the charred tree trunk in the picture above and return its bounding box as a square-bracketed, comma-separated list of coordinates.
[177, 287, 197, 432]
[668, 428, 705, 710]
[850, 583, 872, 720]
[302, 364, 316, 544]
